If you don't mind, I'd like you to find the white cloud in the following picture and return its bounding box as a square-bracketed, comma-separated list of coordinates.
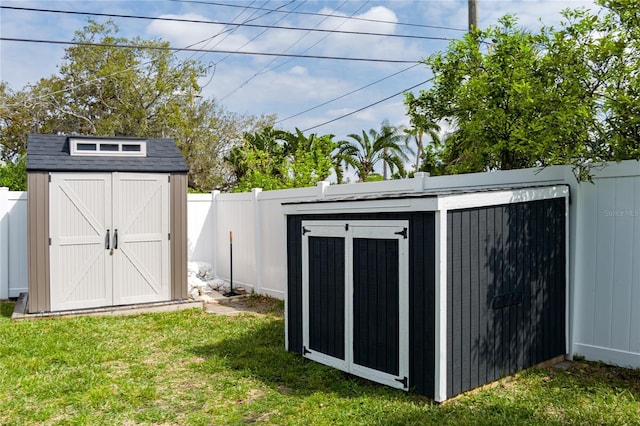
[146, 14, 249, 51]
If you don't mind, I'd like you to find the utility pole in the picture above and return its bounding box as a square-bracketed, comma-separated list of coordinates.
[468, 0, 478, 31]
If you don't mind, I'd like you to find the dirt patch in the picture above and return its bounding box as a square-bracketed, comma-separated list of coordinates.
[206, 295, 284, 317]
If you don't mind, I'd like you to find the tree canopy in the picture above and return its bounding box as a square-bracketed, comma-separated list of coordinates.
[0, 20, 274, 191]
[404, 0, 640, 179]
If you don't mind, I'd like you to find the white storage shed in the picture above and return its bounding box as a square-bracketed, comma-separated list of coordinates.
[26, 134, 189, 313]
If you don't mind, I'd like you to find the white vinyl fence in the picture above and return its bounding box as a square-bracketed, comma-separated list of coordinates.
[572, 162, 640, 367]
[1, 161, 639, 369]
[0, 189, 27, 299]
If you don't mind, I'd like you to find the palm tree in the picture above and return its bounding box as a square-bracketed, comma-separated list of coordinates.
[336, 122, 409, 182]
[404, 91, 442, 172]
[405, 118, 441, 172]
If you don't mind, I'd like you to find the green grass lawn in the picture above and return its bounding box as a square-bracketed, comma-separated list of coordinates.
[1, 298, 639, 425]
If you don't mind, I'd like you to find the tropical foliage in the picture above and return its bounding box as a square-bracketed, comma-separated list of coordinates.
[336, 122, 409, 182]
[226, 127, 335, 192]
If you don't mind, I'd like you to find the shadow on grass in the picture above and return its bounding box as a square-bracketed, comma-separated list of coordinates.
[189, 318, 413, 400]
[0, 300, 15, 319]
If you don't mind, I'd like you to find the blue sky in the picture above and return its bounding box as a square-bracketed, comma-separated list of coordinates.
[1, 0, 600, 141]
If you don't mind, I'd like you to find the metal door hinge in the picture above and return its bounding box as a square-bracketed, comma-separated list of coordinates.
[48, 237, 51, 246]
[302, 226, 310, 235]
[395, 376, 408, 388]
[394, 227, 408, 239]
[345, 223, 349, 231]
[168, 233, 171, 240]
[168, 175, 171, 182]
[302, 346, 311, 355]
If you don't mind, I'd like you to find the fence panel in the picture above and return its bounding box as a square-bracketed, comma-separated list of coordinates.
[7, 192, 27, 298]
[187, 193, 215, 266]
[573, 162, 640, 367]
[214, 191, 258, 290]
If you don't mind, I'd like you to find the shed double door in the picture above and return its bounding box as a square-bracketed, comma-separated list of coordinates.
[301, 220, 409, 390]
[49, 173, 170, 311]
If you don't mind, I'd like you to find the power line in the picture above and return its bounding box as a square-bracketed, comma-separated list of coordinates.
[277, 63, 422, 124]
[167, 0, 467, 32]
[0, 6, 456, 41]
[191, 0, 297, 64]
[212, 0, 308, 73]
[219, 0, 363, 102]
[0, 37, 421, 63]
[302, 79, 433, 132]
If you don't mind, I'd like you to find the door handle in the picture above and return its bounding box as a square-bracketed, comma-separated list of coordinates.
[106, 229, 110, 249]
[113, 229, 118, 249]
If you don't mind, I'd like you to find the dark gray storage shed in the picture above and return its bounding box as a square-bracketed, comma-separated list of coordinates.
[26, 134, 189, 313]
[283, 185, 569, 402]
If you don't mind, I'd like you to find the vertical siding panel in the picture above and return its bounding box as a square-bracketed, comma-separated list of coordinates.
[515, 203, 523, 372]
[533, 201, 544, 365]
[170, 174, 188, 299]
[409, 215, 422, 392]
[446, 211, 455, 395]
[578, 182, 598, 346]
[477, 208, 488, 387]
[469, 209, 480, 389]
[486, 206, 497, 383]
[287, 216, 303, 353]
[632, 178, 640, 353]
[594, 179, 616, 348]
[556, 200, 567, 356]
[611, 178, 634, 350]
[43, 172, 50, 310]
[522, 202, 533, 369]
[460, 210, 471, 392]
[507, 204, 518, 375]
[496, 206, 507, 376]
[544, 200, 553, 362]
[408, 213, 436, 399]
[27, 172, 50, 313]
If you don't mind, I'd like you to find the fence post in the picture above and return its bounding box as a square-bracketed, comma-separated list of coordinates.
[252, 188, 263, 294]
[317, 181, 329, 199]
[413, 172, 429, 192]
[211, 190, 220, 279]
[0, 187, 9, 299]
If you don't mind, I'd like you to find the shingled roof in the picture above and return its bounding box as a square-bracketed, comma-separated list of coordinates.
[26, 134, 189, 173]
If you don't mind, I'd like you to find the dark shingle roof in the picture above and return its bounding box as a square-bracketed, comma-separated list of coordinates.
[26, 134, 189, 173]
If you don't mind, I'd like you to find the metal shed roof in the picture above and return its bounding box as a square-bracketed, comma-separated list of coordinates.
[26, 134, 189, 173]
[282, 184, 568, 205]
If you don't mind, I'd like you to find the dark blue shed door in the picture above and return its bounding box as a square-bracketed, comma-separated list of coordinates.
[301, 221, 409, 390]
[352, 238, 399, 375]
[307, 235, 345, 361]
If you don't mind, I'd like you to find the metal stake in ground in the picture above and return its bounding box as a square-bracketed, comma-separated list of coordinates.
[224, 230, 240, 297]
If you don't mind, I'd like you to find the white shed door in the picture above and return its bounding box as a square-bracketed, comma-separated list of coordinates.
[112, 173, 169, 305]
[50, 173, 113, 311]
[49, 173, 169, 311]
